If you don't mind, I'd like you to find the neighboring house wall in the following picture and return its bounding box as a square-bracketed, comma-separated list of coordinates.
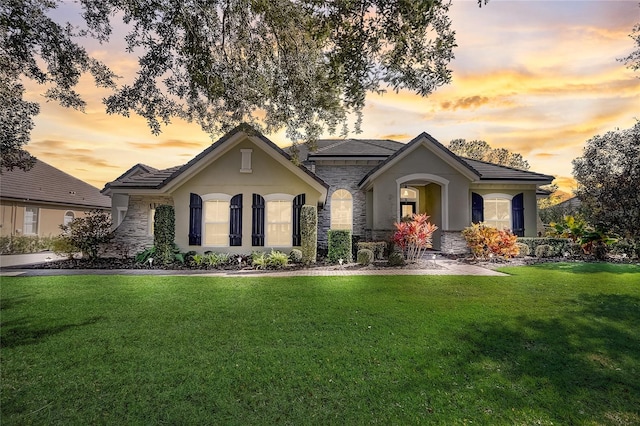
[172, 139, 323, 254]
[0, 201, 98, 237]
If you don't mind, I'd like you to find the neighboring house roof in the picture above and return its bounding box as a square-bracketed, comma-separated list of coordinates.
[103, 124, 330, 200]
[1, 159, 111, 209]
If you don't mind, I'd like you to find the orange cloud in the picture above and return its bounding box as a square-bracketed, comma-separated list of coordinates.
[379, 133, 412, 141]
[127, 139, 204, 150]
[440, 95, 490, 111]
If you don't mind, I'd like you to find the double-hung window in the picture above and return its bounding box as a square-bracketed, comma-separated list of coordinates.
[24, 207, 38, 235]
[203, 194, 231, 247]
[265, 194, 293, 247]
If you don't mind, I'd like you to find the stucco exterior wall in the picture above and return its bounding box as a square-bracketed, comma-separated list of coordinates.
[171, 139, 323, 254]
[367, 145, 472, 235]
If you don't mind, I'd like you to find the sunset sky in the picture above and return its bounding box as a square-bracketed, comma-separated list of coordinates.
[23, 0, 640, 194]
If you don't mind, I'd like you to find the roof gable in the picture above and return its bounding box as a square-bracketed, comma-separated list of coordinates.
[1, 159, 111, 208]
[103, 124, 329, 199]
[359, 132, 481, 188]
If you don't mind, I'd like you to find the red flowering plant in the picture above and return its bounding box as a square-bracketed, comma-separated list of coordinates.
[392, 213, 438, 263]
[462, 222, 519, 260]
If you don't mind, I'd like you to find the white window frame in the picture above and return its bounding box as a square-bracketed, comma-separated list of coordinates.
[264, 193, 294, 247]
[202, 193, 231, 247]
[330, 189, 353, 231]
[24, 207, 39, 235]
[483, 193, 513, 230]
[63, 211, 75, 226]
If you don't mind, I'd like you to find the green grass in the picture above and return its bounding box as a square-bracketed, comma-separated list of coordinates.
[1, 263, 639, 425]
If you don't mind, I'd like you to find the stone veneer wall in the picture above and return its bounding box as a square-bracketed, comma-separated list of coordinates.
[313, 164, 373, 249]
[103, 195, 174, 258]
[440, 231, 469, 255]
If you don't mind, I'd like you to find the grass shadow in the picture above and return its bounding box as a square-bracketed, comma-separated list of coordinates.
[1, 316, 103, 348]
[441, 293, 640, 423]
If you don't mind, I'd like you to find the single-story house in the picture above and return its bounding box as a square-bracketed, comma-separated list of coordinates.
[1, 159, 112, 238]
[102, 124, 554, 255]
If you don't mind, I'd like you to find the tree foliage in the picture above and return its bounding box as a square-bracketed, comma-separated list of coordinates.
[619, 5, 639, 74]
[572, 122, 640, 238]
[1, 0, 487, 170]
[447, 139, 530, 170]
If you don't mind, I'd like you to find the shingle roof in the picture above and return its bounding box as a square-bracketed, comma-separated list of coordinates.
[292, 138, 405, 160]
[460, 158, 554, 181]
[1, 159, 111, 208]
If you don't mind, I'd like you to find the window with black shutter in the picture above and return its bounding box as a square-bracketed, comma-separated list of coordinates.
[189, 193, 202, 245]
[292, 194, 306, 246]
[471, 192, 484, 224]
[230, 194, 242, 246]
[252, 194, 265, 246]
[511, 193, 525, 237]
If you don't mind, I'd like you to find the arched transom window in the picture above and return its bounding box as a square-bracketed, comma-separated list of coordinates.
[330, 189, 353, 230]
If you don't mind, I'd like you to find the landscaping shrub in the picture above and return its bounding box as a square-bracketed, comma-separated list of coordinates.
[300, 205, 317, 264]
[515, 242, 530, 258]
[51, 236, 78, 260]
[392, 213, 438, 262]
[388, 250, 405, 266]
[610, 238, 640, 259]
[153, 205, 175, 265]
[205, 252, 230, 268]
[251, 250, 289, 269]
[518, 237, 569, 257]
[356, 242, 387, 260]
[60, 210, 113, 260]
[535, 244, 553, 258]
[0, 235, 54, 254]
[267, 250, 289, 268]
[289, 249, 303, 263]
[252, 252, 268, 269]
[462, 223, 519, 260]
[328, 229, 352, 263]
[357, 249, 374, 266]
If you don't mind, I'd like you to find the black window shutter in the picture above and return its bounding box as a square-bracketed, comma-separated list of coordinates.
[292, 193, 306, 246]
[471, 192, 484, 223]
[252, 194, 265, 246]
[512, 193, 525, 237]
[230, 194, 243, 246]
[189, 193, 202, 246]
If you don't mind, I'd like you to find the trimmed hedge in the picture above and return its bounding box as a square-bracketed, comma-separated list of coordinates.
[357, 249, 374, 266]
[154, 205, 176, 265]
[300, 205, 317, 264]
[328, 229, 352, 263]
[517, 237, 570, 257]
[356, 242, 387, 260]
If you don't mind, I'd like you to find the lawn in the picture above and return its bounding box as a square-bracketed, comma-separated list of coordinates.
[1, 263, 639, 425]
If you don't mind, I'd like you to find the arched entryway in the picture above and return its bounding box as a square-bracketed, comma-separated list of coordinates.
[396, 174, 449, 250]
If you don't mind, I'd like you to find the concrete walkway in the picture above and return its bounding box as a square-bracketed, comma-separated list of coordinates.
[0, 252, 507, 277]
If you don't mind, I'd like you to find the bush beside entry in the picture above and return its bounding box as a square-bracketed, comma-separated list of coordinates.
[328, 229, 352, 263]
